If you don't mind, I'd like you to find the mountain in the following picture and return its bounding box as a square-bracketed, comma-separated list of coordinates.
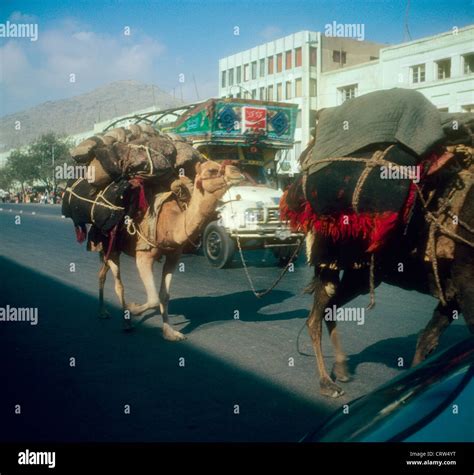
[0, 80, 183, 152]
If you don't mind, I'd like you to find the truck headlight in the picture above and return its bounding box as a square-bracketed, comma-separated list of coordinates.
[245, 208, 264, 225]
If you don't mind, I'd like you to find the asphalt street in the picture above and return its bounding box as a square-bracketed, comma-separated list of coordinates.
[0, 203, 468, 442]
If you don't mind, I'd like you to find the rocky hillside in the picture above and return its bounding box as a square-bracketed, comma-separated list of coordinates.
[0, 80, 183, 152]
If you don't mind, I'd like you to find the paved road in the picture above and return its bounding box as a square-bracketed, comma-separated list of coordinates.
[0, 203, 468, 442]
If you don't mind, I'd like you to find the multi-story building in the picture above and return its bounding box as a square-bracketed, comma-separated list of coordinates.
[218, 31, 384, 175]
[219, 26, 474, 177]
[319, 25, 474, 111]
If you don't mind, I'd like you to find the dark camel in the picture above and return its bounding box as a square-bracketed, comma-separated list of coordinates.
[287, 151, 474, 398]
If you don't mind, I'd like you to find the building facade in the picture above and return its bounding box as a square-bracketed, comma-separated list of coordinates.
[219, 26, 474, 176]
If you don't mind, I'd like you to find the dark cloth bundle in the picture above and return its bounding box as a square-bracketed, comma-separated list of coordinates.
[440, 112, 474, 146]
[303, 88, 444, 175]
[62, 178, 131, 233]
[305, 144, 417, 216]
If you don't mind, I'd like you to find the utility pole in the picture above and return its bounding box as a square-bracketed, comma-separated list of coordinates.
[52, 145, 55, 195]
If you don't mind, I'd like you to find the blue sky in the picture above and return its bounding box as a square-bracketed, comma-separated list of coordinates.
[1, 0, 472, 115]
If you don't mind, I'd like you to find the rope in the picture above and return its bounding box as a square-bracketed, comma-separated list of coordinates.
[353, 145, 395, 213]
[126, 218, 159, 248]
[367, 253, 376, 309]
[235, 232, 304, 299]
[127, 144, 155, 177]
[66, 179, 125, 211]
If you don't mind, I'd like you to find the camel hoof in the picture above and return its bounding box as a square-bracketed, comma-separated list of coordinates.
[320, 378, 345, 398]
[163, 327, 186, 341]
[98, 309, 111, 319]
[333, 361, 351, 382]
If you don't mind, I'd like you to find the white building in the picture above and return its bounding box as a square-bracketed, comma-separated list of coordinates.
[219, 26, 474, 176]
[319, 26, 474, 111]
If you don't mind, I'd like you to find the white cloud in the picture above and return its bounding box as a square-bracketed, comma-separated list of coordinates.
[260, 25, 282, 41]
[0, 20, 166, 115]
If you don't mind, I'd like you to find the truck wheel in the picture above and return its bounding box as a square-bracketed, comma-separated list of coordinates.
[273, 246, 296, 267]
[203, 222, 235, 268]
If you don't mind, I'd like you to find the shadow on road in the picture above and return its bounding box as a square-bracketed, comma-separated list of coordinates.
[346, 329, 468, 375]
[137, 289, 308, 333]
[0, 256, 329, 443]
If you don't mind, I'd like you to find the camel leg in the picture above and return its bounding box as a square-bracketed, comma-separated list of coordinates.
[106, 253, 132, 331]
[128, 250, 160, 315]
[160, 252, 186, 342]
[412, 302, 456, 366]
[323, 268, 373, 384]
[307, 268, 344, 397]
[98, 252, 110, 319]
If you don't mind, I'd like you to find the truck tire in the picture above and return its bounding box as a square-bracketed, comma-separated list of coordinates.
[273, 246, 296, 267]
[203, 222, 236, 268]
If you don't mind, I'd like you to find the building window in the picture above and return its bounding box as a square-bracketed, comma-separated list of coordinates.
[236, 66, 241, 83]
[411, 64, 426, 83]
[267, 85, 274, 101]
[333, 50, 346, 64]
[251, 89, 257, 99]
[244, 64, 249, 81]
[251, 61, 257, 80]
[295, 47, 302, 67]
[462, 104, 474, 113]
[236, 92, 241, 99]
[370, 56, 378, 61]
[463, 53, 474, 75]
[295, 78, 302, 97]
[268, 56, 274, 75]
[259, 87, 266, 100]
[221, 70, 226, 88]
[310, 47, 317, 67]
[276, 53, 283, 73]
[436, 59, 451, 80]
[285, 50, 292, 70]
[339, 84, 357, 102]
[276, 83, 282, 101]
[228, 69, 234, 86]
[259, 58, 265, 77]
[310, 78, 317, 97]
[437, 107, 449, 112]
[285, 81, 292, 99]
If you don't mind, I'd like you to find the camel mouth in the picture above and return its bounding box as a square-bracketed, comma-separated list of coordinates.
[226, 173, 245, 185]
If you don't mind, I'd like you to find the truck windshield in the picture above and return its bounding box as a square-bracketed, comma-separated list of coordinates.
[240, 164, 274, 187]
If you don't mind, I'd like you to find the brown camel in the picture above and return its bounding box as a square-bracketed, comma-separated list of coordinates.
[97, 160, 243, 340]
[283, 149, 474, 398]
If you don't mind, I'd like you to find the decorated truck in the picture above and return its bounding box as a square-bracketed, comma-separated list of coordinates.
[104, 98, 302, 268]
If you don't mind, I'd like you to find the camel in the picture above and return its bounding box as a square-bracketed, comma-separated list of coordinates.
[97, 160, 243, 340]
[282, 147, 474, 398]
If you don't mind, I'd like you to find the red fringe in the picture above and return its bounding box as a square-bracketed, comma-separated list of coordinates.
[75, 225, 87, 244]
[129, 177, 149, 212]
[280, 192, 399, 252]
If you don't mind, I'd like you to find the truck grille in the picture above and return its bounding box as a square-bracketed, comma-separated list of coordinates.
[267, 208, 281, 224]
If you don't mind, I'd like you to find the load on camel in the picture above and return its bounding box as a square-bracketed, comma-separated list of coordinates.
[280, 88, 474, 397]
[62, 124, 243, 339]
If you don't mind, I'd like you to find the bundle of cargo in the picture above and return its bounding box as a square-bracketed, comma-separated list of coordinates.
[62, 123, 204, 245]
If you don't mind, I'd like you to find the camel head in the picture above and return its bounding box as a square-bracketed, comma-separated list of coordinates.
[195, 160, 243, 197]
